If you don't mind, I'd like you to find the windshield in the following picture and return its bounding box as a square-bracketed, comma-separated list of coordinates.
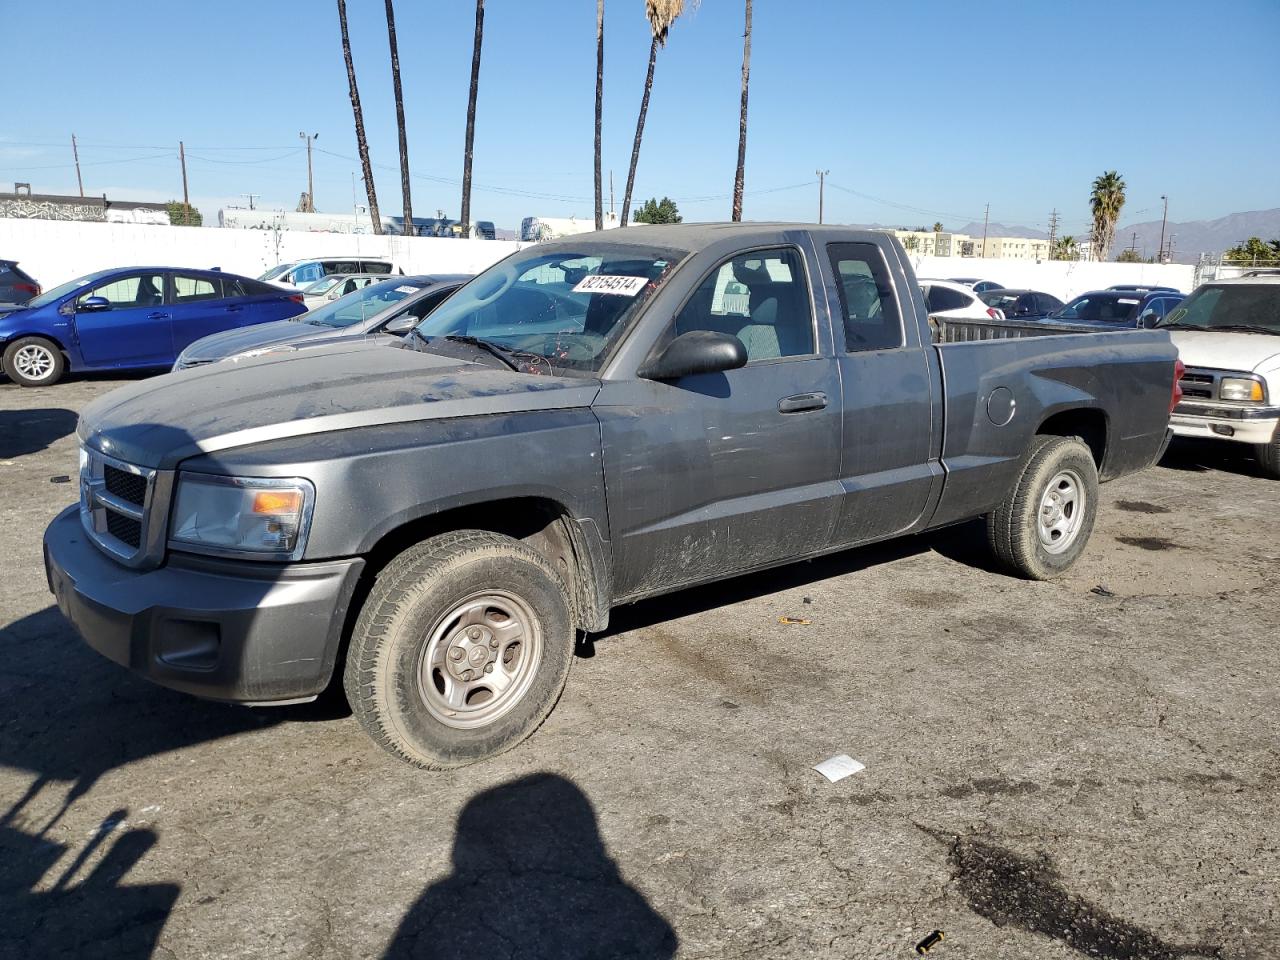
[305, 278, 422, 327]
[980, 291, 1021, 309]
[24, 270, 116, 309]
[415, 243, 688, 374]
[302, 275, 345, 295]
[1052, 293, 1141, 323]
[1161, 285, 1280, 333]
[257, 263, 294, 281]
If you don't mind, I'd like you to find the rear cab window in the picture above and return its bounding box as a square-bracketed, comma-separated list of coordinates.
[826, 242, 902, 351]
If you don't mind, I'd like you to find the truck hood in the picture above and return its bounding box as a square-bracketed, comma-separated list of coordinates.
[179, 317, 348, 362]
[1168, 329, 1280, 375]
[80, 339, 601, 469]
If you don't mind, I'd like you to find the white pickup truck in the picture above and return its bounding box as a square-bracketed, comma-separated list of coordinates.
[1163, 274, 1280, 476]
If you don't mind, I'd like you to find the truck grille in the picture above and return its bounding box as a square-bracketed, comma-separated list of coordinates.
[1178, 369, 1216, 400]
[79, 447, 167, 567]
[104, 464, 148, 505]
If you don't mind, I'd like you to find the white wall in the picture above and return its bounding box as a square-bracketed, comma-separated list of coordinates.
[0, 217, 521, 289]
[906, 255, 1196, 301]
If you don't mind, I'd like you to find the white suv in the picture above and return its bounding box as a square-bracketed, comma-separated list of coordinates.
[1162, 274, 1280, 476]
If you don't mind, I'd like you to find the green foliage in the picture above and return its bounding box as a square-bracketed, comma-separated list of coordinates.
[1224, 236, 1280, 264]
[1089, 171, 1125, 260]
[902, 235, 920, 251]
[931, 221, 944, 233]
[1116, 248, 1150, 263]
[166, 201, 203, 227]
[632, 196, 682, 224]
[1051, 235, 1078, 261]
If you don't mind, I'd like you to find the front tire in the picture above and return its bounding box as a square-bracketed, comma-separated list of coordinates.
[1256, 432, 1280, 479]
[986, 436, 1099, 580]
[343, 531, 575, 769]
[3, 337, 65, 386]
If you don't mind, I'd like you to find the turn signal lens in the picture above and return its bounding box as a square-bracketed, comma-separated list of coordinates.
[1171, 359, 1184, 413]
[252, 490, 303, 515]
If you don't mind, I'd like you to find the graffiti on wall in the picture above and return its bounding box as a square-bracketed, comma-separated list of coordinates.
[0, 199, 107, 222]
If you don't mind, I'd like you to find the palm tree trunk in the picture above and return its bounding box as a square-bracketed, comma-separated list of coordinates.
[620, 35, 657, 229]
[731, 0, 752, 222]
[594, 0, 605, 231]
[337, 0, 382, 234]
[460, 0, 484, 238]
[384, 0, 412, 235]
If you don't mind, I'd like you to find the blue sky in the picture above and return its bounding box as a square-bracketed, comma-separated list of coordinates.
[2, 0, 1278, 234]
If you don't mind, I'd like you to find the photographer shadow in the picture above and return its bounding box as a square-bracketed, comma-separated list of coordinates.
[385, 773, 676, 959]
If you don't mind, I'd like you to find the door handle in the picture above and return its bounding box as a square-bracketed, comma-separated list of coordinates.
[226, 305, 243, 312]
[778, 392, 828, 413]
[146, 312, 170, 320]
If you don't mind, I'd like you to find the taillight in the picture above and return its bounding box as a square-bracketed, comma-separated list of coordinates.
[1170, 358, 1184, 413]
[14, 282, 39, 297]
[986, 307, 1001, 320]
[288, 294, 304, 303]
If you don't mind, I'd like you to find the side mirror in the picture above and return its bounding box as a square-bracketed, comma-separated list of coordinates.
[78, 296, 110, 312]
[638, 330, 748, 381]
[1139, 312, 1158, 329]
[384, 314, 418, 334]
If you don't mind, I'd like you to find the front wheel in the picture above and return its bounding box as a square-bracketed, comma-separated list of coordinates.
[343, 530, 575, 769]
[3, 337, 66, 386]
[986, 436, 1099, 580]
[1256, 432, 1280, 479]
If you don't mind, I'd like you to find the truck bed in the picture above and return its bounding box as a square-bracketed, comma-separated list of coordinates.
[932, 316, 1105, 343]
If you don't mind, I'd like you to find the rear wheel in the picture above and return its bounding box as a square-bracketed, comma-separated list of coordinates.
[986, 435, 1099, 580]
[343, 530, 574, 769]
[3, 337, 65, 386]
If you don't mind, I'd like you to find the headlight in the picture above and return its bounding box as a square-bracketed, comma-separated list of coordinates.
[169, 474, 315, 560]
[1220, 377, 1265, 403]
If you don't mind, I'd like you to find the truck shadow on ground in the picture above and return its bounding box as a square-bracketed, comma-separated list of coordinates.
[383, 772, 677, 959]
[1159, 436, 1270, 480]
[924, 828, 1221, 960]
[595, 528, 995, 642]
[0, 407, 79, 459]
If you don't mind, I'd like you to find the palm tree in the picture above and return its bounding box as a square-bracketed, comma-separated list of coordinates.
[1089, 171, 1126, 262]
[384, 0, 412, 235]
[337, 0, 382, 234]
[459, 0, 485, 238]
[1053, 235, 1078, 261]
[932, 221, 944, 233]
[731, 0, 752, 222]
[620, 1, 686, 228]
[594, 0, 605, 231]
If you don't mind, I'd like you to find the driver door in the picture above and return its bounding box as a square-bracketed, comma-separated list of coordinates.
[72, 272, 172, 367]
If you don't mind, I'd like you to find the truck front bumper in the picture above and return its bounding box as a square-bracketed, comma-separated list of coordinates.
[1169, 403, 1280, 446]
[43, 505, 365, 704]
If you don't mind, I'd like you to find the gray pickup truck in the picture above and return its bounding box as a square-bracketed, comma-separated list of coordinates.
[44, 224, 1180, 768]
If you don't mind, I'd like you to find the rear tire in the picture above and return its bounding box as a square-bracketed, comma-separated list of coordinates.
[986, 435, 1099, 580]
[3, 337, 65, 386]
[343, 530, 574, 769]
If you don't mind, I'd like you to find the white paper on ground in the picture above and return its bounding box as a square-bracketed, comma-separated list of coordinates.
[812, 754, 865, 783]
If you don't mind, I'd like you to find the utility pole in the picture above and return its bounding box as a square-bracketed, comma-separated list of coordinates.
[815, 169, 828, 225]
[178, 140, 190, 224]
[609, 169, 615, 220]
[1047, 208, 1059, 259]
[980, 202, 990, 258]
[299, 132, 318, 212]
[241, 194, 259, 211]
[71, 134, 84, 198]
[1158, 194, 1169, 264]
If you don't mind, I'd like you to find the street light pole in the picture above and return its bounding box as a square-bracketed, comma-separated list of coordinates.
[815, 169, 828, 224]
[299, 132, 318, 211]
[1158, 195, 1168, 264]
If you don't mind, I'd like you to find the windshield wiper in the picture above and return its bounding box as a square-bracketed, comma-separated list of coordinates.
[1156, 322, 1203, 330]
[1203, 324, 1280, 336]
[442, 335, 522, 370]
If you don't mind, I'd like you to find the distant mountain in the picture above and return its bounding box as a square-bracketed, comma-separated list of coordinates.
[1113, 208, 1280, 263]
[954, 221, 1048, 240]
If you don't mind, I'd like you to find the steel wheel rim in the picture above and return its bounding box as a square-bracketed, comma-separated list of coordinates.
[416, 590, 543, 730]
[1037, 468, 1086, 554]
[13, 345, 55, 381]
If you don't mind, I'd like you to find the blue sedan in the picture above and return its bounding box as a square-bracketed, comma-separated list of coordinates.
[0, 266, 308, 386]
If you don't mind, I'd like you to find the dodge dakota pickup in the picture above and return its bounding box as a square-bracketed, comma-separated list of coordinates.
[44, 224, 1181, 768]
